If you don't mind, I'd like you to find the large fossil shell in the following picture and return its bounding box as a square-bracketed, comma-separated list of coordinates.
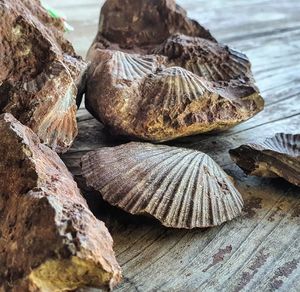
[85, 49, 264, 142]
[153, 34, 256, 85]
[0, 113, 122, 290]
[91, 0, 215, 52]
[81, 143, 244, 229]
[230, 133, 300, 186]
[0, 0, 85, 153]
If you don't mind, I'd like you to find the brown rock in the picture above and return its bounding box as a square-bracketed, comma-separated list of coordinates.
[229, 133, 300, 186]
[91, 0, 215, 53]
[0, 0, 86, 153]
[81, 1, 264, 142]
[152, 34, 257, 86]
[0, 113, 121, 291]
[81, 142, 244, 229]
[84, 48, 263, 142]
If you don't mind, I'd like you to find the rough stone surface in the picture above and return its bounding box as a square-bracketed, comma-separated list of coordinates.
[0, 113, 121, 291]
[0, 0, 86, 153]
[84, 48, 263, 142]
[81, 0, 264, 142]
[91, 0, 215, 53]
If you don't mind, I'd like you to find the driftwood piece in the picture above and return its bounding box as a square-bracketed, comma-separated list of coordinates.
[0, 0, 86, 153]
[0, 113, 121, 291]
[230, 133, 300, 186]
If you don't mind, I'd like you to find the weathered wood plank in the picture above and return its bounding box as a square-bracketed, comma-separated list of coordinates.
[48, 0, 300, 291]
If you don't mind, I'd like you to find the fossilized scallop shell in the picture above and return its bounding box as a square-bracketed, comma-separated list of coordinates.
[153, 34, 255, 85]
[85, 49, 264, 142]
[230, 133, 300, 186]
[0, 0, 85, 153]
[81, 142, 244, 229]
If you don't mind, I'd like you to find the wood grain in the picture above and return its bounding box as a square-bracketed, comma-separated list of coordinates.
[46, 0, 300, 290]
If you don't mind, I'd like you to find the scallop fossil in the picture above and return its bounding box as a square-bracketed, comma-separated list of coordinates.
[80, 0, 264, 141]
[0, 0, 85, 153]
[84, 49, 264, 142]
[153, 34, 257, 86]
[81, 142, 244, 229]
[0, 113, 121, 290]
[229, 133, 300, 186]
[90, 0, 215, 53]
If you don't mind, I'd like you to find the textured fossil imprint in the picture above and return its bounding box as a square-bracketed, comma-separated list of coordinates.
[81, 0, 264, 142]
[0, 0, 85, 153]
[230, 133, 300, 187]
[81, 143, 244, 229]
[0, 113, 121, 291]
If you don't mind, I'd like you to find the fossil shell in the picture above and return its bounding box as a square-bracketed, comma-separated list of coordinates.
[81, 142, 244, 229]
[0, 113, 122, 290]
[85, 49, 264, 142]
[230, 133, 300, 186]
[0, 0, 85, 153]
[81, 0, 264, 142]
[153, 34, 256, 85]
[91, 0, 215, 52]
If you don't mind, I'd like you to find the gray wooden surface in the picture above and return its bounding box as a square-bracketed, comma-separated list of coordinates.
[49, 0, 300, 291]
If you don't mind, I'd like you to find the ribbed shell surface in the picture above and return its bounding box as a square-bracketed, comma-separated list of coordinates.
[153, 34, 254, 85]
[230, 133, 300, 186]
[81, 143, 244, 229]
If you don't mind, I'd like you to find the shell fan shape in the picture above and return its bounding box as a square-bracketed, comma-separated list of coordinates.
[0, 0, 85, 153]
[153, 34, 255, 86]
[85, 49, 264, 142]
[82, 0, 264, 142]
[230, 133, 300, 187]
[81, 143, 244, 229]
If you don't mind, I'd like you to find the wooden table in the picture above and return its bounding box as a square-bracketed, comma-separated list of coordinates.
[50, 0, 300, 290]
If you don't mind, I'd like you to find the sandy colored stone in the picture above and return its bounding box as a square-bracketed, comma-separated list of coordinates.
[0, 113, 121, 291]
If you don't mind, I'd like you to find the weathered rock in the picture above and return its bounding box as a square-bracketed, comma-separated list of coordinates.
[81, 0, 264, 142]
[230, 133, 300, 186]
[0, 0, 86, 153]
[84, 49, 263, 142]
[91, 0, 215, 53]
[0, 113, 122, 291]
[81, 142, 244, 229]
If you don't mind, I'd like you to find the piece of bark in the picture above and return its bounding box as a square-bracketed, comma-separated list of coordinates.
[229, 133, 300, 186]
[84, 49, 263, 142]
[0, 113, 121, 291]
[91, 0, 215, 53]
[81, 142, 244, 229]
[0, 0, 86, 153]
